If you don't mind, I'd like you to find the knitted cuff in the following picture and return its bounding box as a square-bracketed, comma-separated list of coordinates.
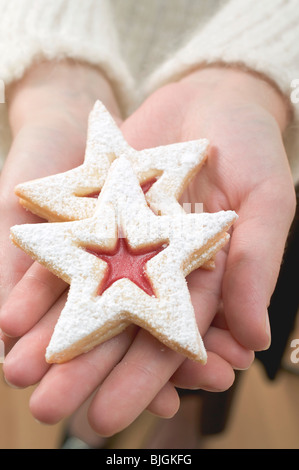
[0, 0, 134, 113]
[144, 0, 299, 109]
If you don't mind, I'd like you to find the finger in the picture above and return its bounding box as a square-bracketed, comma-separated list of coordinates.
[188, 249, 226, 331]
[0, 122, 87, 307]
[0, 329, 18, 360]
[86, 252, 226, 437]
[29, 326, 138, 425]
[2, 293, 68, 389]
[211, 302, 229, 329]
[171, 351, 235, 392]
[88, 330, 183, 437]
[0, 262, 67, 337]
[146, 381, 180, 419]
[170, 327, 254, 391]
[150, 325, 254, 405]
[223, 180, 296, 351]
[87, 329, 237, 438]
[0, 179, 40, 307]
[203, 326, 254, 370]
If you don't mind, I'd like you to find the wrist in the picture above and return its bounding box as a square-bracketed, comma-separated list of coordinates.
[180, 66, 290, 132]
[7, 60, 121, 133]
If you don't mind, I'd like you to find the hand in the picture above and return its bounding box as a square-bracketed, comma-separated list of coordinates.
[0, 59, 121, 308]
[78, 67, 295, 435]
[1, 66, 294, 437]
[123, 66, 296, 351]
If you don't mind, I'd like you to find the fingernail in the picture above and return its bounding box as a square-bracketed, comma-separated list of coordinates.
[3, 374, 23, 389]
[264, 312, 272, 349]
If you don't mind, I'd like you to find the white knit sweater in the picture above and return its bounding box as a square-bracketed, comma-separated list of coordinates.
[0, 0, 298, 182]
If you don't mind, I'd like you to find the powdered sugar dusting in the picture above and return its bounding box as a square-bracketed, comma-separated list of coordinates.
[11, 157, 237, 364]
[15, 100, 209, 221]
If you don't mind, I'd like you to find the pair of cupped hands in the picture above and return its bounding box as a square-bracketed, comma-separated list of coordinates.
[0, 60, 296, 437]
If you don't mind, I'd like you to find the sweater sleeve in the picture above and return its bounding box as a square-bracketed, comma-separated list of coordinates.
[143, 0, 299, 183]
[0, 0, 134, 112]
[143, 0, 299, 103]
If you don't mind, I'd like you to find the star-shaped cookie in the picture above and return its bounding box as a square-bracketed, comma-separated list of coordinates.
[11, 157, 237, 364]
[15, 100, 209, 222]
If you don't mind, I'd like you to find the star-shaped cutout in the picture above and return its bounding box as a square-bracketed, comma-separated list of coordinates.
[11, 158, 237, 364]
[15, 100, 209, 221]
[84, 237, 166, 297]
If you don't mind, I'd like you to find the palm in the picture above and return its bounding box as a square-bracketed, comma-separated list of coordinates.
[1, 67, 295, 437]
[122, 80, 295, 350]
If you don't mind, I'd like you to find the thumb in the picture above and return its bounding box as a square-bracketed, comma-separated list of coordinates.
[223, 179, 296, 351]
[0, 119, 87, 305]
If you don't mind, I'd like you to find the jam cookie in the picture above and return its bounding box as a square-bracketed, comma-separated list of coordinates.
[11, 157, 238, 364]
[15, 100, 209, 222]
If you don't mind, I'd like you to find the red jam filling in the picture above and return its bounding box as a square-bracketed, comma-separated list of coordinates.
[84, 237, 165, 296]
[83, 179, 156, 199]
[140, 179, 156, 195]
[85, 190, 100, 199]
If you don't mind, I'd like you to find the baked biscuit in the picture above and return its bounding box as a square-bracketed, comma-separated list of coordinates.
[11, 157, 238, 364]
[15, 100, 209, 221]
